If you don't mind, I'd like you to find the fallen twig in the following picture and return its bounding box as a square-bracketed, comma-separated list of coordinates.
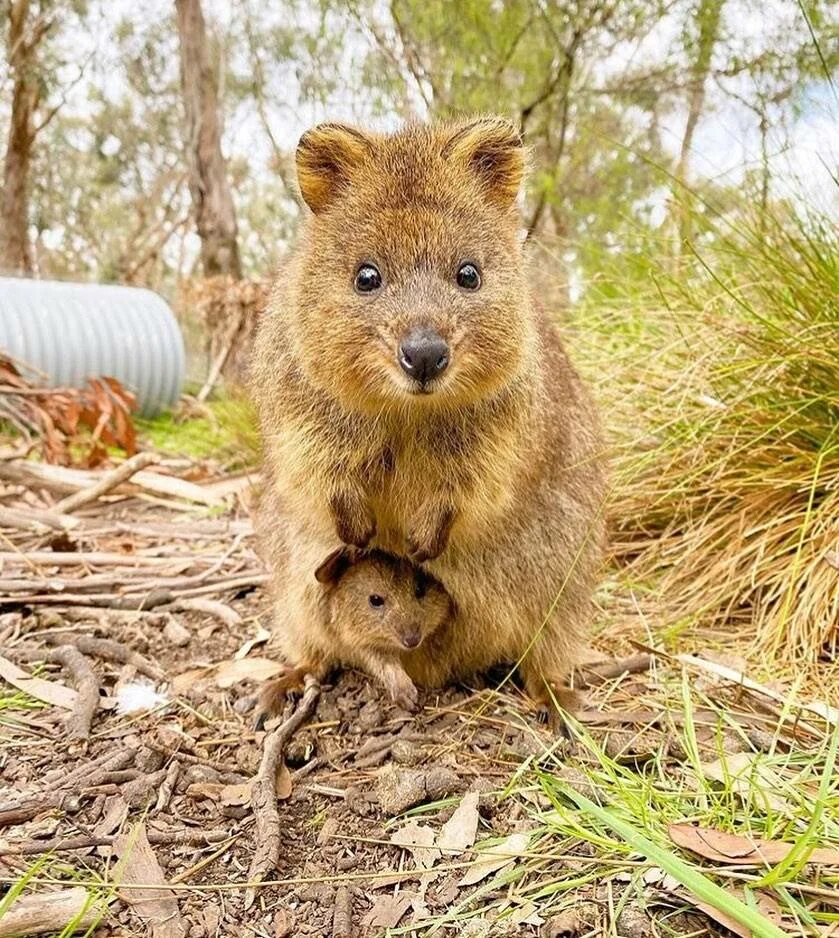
[332, 885, 353, 938]
[0, 505, 78, 533]
[160, 597, 242, 627]
[0, 828, 231, 856]
[42, 633, 164, 681]
[54, 451, 160, 513]
[155, 760, 181, 813]
[574, 653, 653, 688]
[245, 675, 321, 908]
[43, 645, 99, 740]
[0, 886, 103, 937]
[0, 751, 135, 827]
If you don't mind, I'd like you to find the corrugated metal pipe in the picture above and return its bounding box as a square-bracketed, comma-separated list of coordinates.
[0, 277, 185, 417]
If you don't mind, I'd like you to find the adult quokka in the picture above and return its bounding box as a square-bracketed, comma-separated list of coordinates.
[252, 117, 605, 712]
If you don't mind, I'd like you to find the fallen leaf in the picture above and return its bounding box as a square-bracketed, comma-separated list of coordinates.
[437, 791, 480, 855]
[391, 820, 440, 870]
[214, 656, 284, 688]
[508, 900, 545, 926]
[0, 654, 77, 709]
[276, 762, 292, 801]
[171, 657, 284, 693]
[458, 831, 531, 886]
[170, 667, 212, 696]
[669, 823, 839, 866]
[234, 627, 271, 660]
[700, 752, 787, 811]
[681, 887, 783, 938]
[112, 822, 186, 938]
[362, 892, 414, 930]
[220, 782, 251, 807]
[185, 783, 225, 802]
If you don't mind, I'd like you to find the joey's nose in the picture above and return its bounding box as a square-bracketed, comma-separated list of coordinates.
[398, 328, 449, 385]
[401, 628, 422, 649]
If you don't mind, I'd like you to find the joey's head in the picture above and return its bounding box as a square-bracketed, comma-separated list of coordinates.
[314, 547, 452, 653]
[287, 118, 536, 413]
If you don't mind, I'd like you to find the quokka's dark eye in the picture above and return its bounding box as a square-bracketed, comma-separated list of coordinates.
[355, 264, 382, 293]
[368, 594, 385, 608]
[456, 262, 481, 290]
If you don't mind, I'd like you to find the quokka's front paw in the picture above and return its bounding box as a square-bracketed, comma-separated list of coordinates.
[383, 669, 420, 712]
[406, 507, 454, 563]
[330, 491, 376, 548]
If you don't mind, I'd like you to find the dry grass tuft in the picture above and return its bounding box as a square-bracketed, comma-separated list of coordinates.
[575, 205, 838, 678]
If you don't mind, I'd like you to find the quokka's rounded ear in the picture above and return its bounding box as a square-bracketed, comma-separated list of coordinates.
[441, 116, 524, 207]
[314, 545, 359, 585]
[296, 123, 374, 213]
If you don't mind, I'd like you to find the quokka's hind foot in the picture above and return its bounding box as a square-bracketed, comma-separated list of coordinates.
[521, 666, 586, 739]
[253, 665, 310, 730]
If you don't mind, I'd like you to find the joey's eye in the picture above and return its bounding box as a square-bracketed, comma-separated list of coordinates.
[414, 580, 427, 600]
[355, 264, 382, 293]
[456, 262, 481, 290]
[368, 594, 385, 608]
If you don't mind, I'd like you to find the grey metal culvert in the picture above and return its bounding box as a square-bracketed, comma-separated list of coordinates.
[0, 277, 185, 417]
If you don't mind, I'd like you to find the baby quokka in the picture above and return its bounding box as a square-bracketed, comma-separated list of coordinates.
[258, 547, 452, 718]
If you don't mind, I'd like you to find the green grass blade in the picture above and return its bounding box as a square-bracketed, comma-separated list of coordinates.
[558, 786, 788, 938]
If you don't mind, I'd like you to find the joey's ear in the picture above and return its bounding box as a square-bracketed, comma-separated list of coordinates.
[296, 123, 374, 213]
[314, 546, 359, 585]
[442, 117, 524, 207]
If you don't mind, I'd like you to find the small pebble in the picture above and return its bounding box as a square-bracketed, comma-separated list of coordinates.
[163, 618, 191, 647]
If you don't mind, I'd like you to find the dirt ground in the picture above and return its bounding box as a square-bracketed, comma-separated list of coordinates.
[1, 458, 834, 937]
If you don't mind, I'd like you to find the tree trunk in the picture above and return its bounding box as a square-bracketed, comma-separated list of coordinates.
[0, 0, 41, 275]
[673, 0, 724, 253]
[175, 0, 241, 279]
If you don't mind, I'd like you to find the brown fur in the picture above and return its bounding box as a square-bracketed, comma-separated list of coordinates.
[251, 117, 605, 711]
[258, 547, 451, 716]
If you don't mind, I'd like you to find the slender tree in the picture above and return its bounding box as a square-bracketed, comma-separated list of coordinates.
[175, 0, 241, 278]
[1, 0, 52, 274]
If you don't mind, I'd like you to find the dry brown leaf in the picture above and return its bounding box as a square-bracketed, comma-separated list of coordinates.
[361, 892, 414, 931]
[688, 887, 784, 938]
[700, 752, 788, 811]
[112, 822, 186, 938]
[185, 783, 225, 802]
[669, 823, 839, 866]
[0, 654, 77, 710]
[437, 791, 480, 855]
[458, 831, 531, 886]
[276, 762, 292, 801]
[213, 656, 284, 688]
[220, 782, 252, 807]
[233, 627, 271, 660]
[169, 667, 213, 695]
[391, 820, 439, 870]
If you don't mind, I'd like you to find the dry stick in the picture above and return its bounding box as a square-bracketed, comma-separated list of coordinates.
[44, 645, 99, 740]
[42, 633, 164, 681]
[244, 676, 321, 909]
[54, 451, 160, 514]
[161, 597, 242, 627]
[574, 653, 654, 689]
[0, 505, 78, 533]
[0, 752, 135, 827]
[155, 761, 181, 813]
[0, 886, 103, 938]
[197, 309, 245, 403]
[332, 885, 353, 938]
[6, 589, 175, 610]
[0, 828, 231, 857]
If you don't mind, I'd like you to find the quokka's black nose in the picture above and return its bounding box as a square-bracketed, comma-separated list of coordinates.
[398, 327, 449, 385]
